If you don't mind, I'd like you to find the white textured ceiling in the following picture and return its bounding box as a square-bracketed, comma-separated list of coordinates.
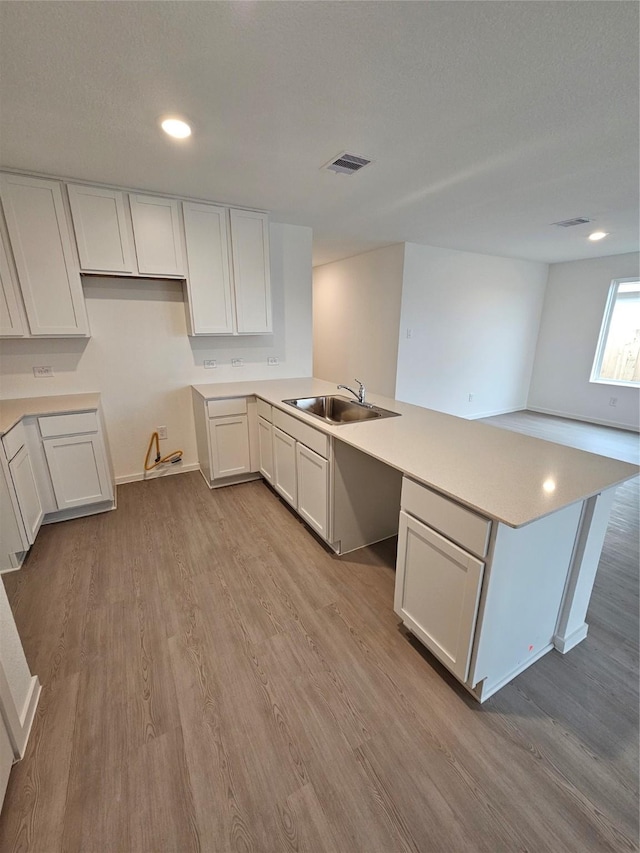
[0, 1, 638, 267]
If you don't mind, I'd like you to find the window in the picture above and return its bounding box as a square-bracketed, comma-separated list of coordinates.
[591, 278, 640, 386]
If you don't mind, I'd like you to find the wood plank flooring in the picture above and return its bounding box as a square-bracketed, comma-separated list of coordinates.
[481, 409, 639, 465]
[1, 415, 638, 851]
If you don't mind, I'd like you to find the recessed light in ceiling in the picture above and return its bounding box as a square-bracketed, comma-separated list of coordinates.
[161, 118, 191, 139]
[588, 231, 609, 241]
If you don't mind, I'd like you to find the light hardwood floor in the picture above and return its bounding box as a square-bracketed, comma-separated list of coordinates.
[1, 413, 638, 852]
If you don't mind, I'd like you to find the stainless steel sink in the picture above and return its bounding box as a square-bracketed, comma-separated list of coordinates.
[282, 395, 400, 425]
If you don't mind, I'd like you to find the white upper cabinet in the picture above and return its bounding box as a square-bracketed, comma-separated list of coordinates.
[229, 209, 272, 334]
[129, 194, 184, 277]
[0, 235, 26, 337]
[68, 184, 135, 273]
[0, 173, 89, 336]
[184, 204, 272, 336]
[183, 201, 234, 334]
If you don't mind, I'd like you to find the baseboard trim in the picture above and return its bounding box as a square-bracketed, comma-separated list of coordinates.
[472, 643, 554, 702]
[115, 462, 200, 486]
[527, 406, 639, 433]
[467, 406, 526, 420]
[14, 676, 41, 759]
[554, 623, 588, 654]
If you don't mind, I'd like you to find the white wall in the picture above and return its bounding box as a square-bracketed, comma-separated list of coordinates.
[0, 223, 313, 482]
[313, 244, 405, 397]
[395, 243, 549, 418]
[528, 252, 639, 430]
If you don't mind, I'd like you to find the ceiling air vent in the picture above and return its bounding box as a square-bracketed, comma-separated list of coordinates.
[323, 152, 372, 175]
[552, 217, 591, 228]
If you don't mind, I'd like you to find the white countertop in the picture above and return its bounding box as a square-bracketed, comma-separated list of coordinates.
[0, 393, 102, 436]
[193, 378, 639, 528]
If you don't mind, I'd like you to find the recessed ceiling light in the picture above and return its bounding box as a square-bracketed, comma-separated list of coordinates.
[161, 118, 191, 139]
[588, 231, 609, 241]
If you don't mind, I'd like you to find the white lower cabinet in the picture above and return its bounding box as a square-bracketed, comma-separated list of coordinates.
[270, 420, 329, 540]
[38, 411, 113, 511]
[209, 415, 251, 480]
[395, 510, 484, 683]
[42, 434, 112, 509]
[8, 444, 43, 546]
[273, 426, 297, 507]
[257, 416, 274, 484]
[296, 443, 329, 539]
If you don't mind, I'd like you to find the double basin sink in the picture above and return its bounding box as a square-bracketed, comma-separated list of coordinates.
[283, 395, 400, 425]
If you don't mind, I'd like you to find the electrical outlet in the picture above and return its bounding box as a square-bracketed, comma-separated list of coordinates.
[468, 393, 474, 402]
[33, 366, 54, 378]
[267, 357, 279, 366]
[157, 425, 167, 440]
[203, 359, 217, 369]
[609, 397, 618, 407]
[231, 358, 244, 368]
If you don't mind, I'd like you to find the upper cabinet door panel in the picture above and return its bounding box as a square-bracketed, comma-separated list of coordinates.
[229, 209, 272, 334]
[183, 202, 234, 334]
[129, 194, 184, 276]
[68, 184, 135, 273]
[0, 236, 26, 337]
[0, 174, 89, 336]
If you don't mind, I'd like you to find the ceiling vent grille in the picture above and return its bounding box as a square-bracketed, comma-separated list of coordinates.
[323, 152, 372, 175]
[552, 217, 591, 228]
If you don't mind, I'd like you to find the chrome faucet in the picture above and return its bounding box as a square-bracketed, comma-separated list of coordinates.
[337, 378, 366, 404]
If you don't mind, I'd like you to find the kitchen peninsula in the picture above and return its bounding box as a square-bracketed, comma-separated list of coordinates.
[192, 377, 638, 702]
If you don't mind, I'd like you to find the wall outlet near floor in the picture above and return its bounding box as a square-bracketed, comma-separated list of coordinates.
[231, 358, 244, 368]
[609, 397, 618, 407]
[267, 357, 279, 366]
[33, 365, 54, 378]
[203, 359, 217, 369]
[157, 426, 167, 440]
[468, 393, 474, 402]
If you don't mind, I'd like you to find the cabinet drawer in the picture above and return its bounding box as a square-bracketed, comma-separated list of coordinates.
[256, 398, 272, 422]
[272, 407, 328, 459]
[207, 397, 248, 418]
[2, 421, 26, 461]
[38, 411, 98, 438]
[401, 477, 491, 558]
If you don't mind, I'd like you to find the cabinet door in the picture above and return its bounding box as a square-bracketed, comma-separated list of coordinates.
[0, 460, 29, 565]
[43, 434, 113, 509]
[229, 209, 272, 334]
[9, 445, 43, 545]
[394, 511, 484, 683]
[0, 236, 26, 337]
[258, 416, 274, 484]
[183, 201, 234, 334]
[0, 709, 13, 810]
[0, 173, 89, 336]
[129, 194, 184, 276]
[272, 427, 297, 507]
[67, 184, 135, 273]
[296, 443, 328, 538]
[209, 415, 250, 480]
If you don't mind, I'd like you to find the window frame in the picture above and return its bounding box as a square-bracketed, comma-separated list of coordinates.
[590, 277, 640, 388]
